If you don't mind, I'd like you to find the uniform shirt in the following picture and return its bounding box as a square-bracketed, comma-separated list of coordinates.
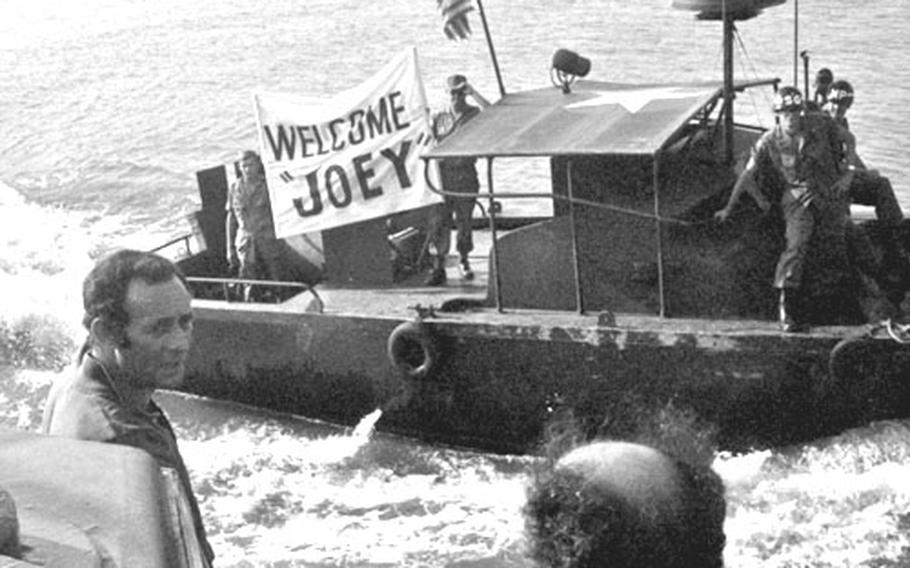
[748, 111, 843, 204]
[438, 104, 482, 192]
[42, 354, 215, 565]
[830, 116, 867, 171]
[227, 174, 276, 248]
[800, 111, 846, 192]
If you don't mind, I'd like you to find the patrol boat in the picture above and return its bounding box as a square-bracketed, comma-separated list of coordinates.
[157, 1, 910, 453]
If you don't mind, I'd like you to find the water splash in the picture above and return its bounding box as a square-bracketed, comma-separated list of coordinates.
[0, 182, 87, 369]
[157, 392, 532, 567]
[351, 408, 382, 441]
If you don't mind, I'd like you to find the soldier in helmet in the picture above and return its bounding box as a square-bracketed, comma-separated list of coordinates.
[827, 80, 854, 129]
[809, 67, 834, 110]
[715, 86, 849, 332]
[826, 80, 903, 226]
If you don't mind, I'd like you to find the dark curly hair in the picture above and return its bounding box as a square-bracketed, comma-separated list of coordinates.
[82, 249, 187, 333]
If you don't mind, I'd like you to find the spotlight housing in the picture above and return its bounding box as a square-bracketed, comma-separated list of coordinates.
[551, 49, 591, 93]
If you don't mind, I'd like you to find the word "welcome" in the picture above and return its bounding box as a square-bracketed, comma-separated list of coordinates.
[263, 92, 411, 162]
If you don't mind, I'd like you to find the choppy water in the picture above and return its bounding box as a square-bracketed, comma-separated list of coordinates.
[3, 0, 910, 566]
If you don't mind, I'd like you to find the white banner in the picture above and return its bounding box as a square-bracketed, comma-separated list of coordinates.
[254, 47, 440, 238]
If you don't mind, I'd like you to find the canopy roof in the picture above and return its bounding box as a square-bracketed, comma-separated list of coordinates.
[428, 79, 767, 159]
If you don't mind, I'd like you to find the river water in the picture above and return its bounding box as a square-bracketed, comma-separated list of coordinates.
[3, 0, 910, 566]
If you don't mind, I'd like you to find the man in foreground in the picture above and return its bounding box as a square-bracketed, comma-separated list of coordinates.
[42, 249, 214, 566]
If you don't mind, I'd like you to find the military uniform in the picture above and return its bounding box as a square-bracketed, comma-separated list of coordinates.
[749, 111, 848, 290]
[430, 104, 483, 269]
[227, 173, 286, 281]
[835, 119, 903, 226]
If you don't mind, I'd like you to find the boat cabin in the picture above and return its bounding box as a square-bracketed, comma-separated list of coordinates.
[427, 77, 905, 325]
[426, 78, 784, 320]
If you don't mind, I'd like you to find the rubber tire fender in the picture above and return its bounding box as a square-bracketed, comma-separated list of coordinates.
[827, 335, 890, 397]
[387, 320, 437, 380]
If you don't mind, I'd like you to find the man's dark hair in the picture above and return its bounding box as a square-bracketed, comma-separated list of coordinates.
[82, 249, 188, 332]
[240, 149, 261, 163]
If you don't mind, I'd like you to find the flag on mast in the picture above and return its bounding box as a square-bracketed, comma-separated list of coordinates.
[437, 0, 474, 40]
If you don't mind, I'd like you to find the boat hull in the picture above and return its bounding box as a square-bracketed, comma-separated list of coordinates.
[182, 301, 910, 452]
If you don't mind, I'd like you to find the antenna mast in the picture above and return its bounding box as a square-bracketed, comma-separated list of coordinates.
[793, 0, 799, 86]
[722, 0, 734, 164]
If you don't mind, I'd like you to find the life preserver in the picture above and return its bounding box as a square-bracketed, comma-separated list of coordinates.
[387, 320, 437, 379]
[827, 334, 893, 398]
[829, 320, 910, 385]
[885, 318, 910, 344]
[828, 335, 871, 386]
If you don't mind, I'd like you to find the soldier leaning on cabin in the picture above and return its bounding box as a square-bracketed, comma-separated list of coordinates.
[716, 86, 853, 332]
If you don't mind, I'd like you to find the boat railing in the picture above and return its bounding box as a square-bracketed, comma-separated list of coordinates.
[423, 155, 677, 315]
[151, 232, 203, 259]
[185, 275, 323, 308]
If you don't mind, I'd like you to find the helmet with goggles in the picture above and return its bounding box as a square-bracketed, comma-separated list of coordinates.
[772, 86, 804, 113]
[828, 80, 854, 108]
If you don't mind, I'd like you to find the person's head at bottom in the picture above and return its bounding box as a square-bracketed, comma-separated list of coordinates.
[524, 440, 726, 568]
[82, 249, 194, 393]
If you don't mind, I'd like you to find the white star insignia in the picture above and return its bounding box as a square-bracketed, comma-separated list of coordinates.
[565, 86, 710, 114]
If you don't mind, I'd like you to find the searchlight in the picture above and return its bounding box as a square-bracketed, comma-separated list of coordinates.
[550, 49, 591, 94]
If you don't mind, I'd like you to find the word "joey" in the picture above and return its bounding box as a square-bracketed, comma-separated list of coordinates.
[291, 139, 414, 217]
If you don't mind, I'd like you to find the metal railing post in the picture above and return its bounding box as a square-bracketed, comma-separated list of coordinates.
[486, 157, 504, 312]
[566, 159, 585, 314]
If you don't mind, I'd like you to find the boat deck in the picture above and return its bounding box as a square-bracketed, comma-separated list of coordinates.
[243, 230, 870, 341]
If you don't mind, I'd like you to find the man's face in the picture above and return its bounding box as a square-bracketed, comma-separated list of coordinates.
[825, 100, 848, 121]
[118, 276, 194, 390]
[778, 110, 801, 135]
[240, 155, 261, 179]
[449, 88, 466, 107]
